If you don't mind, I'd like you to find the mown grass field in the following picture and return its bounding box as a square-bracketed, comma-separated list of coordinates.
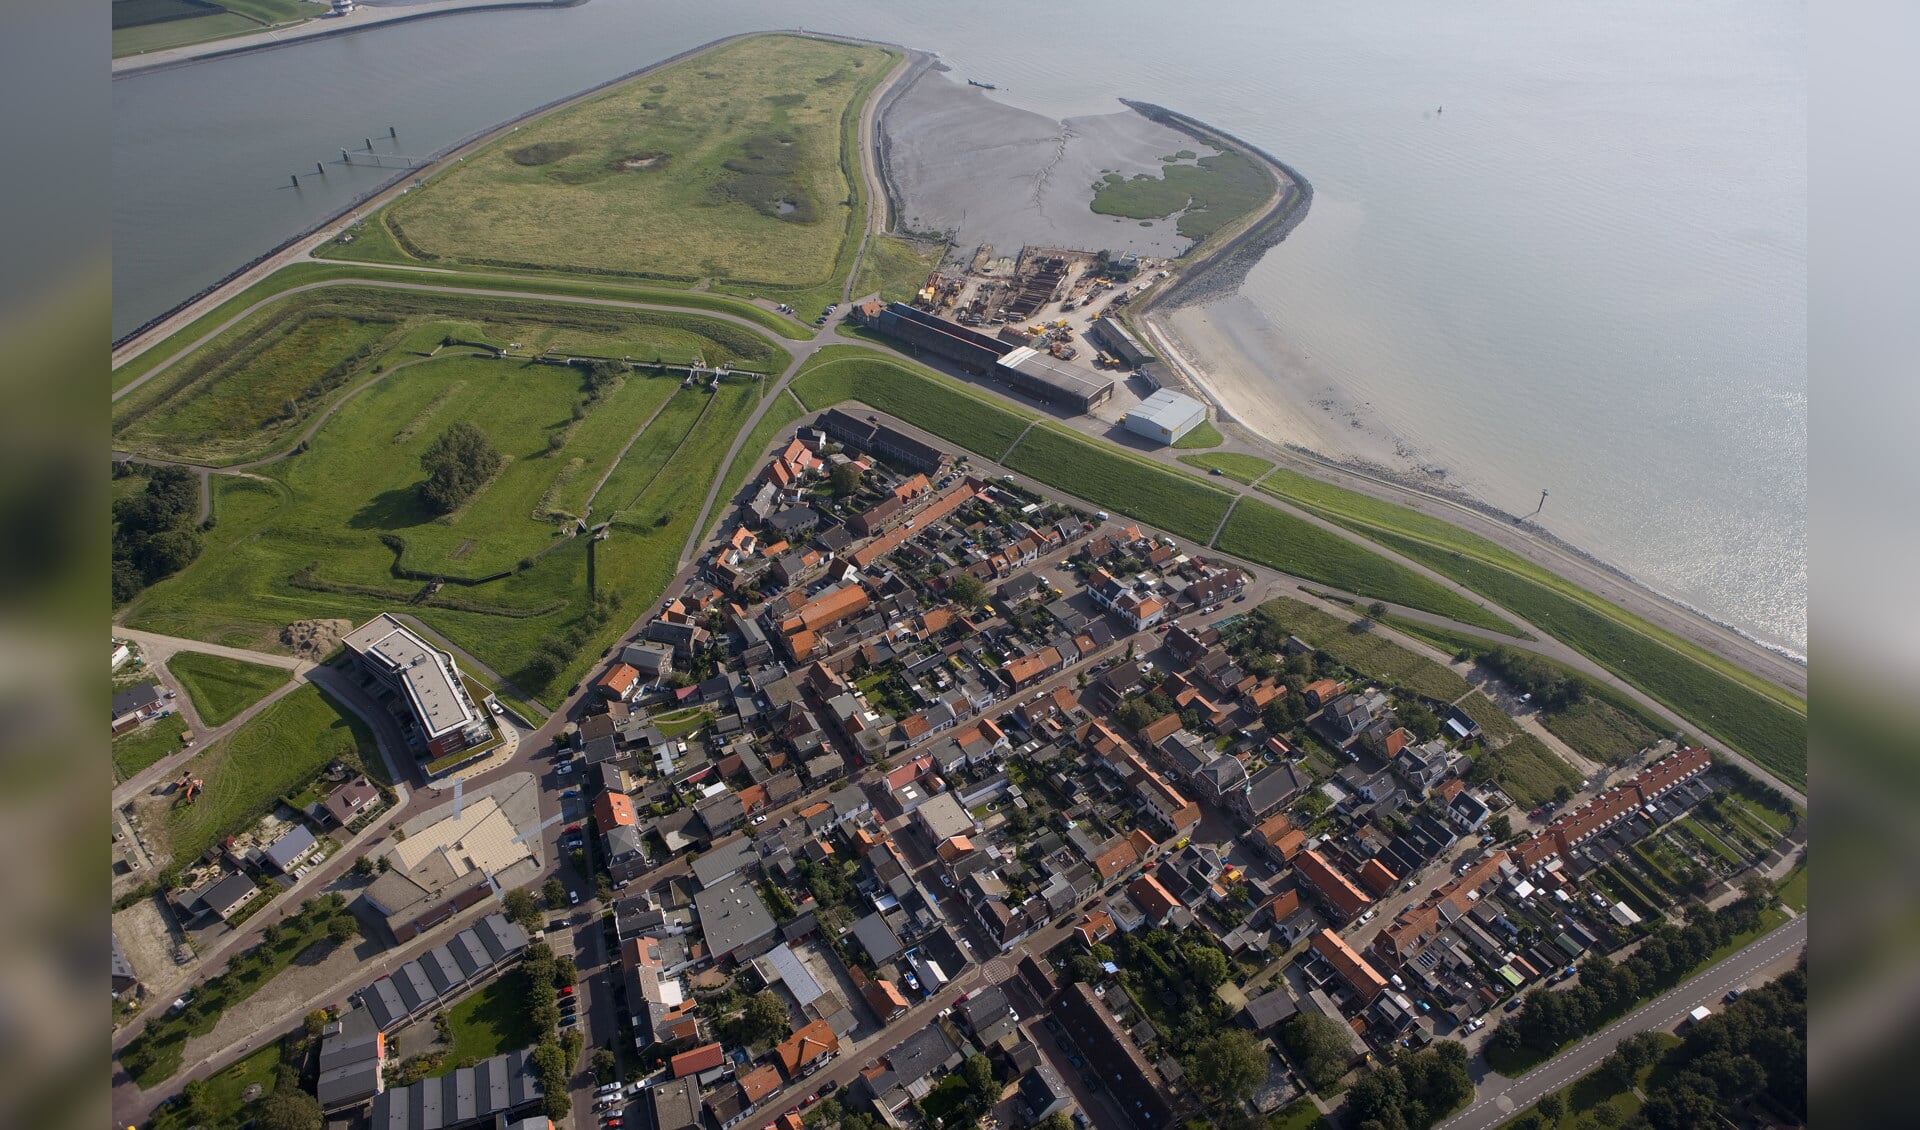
[113, 287, 783, 467]
[1170, 419, 1223, 449]
[791, 349, 1034, 459]
[146, 1042, 284, 1130]
[1177, 450, 1270, 483]
[1470, 732, 1581, 811]
[158, 683, 378, 867]
[166, 651, 290, 727]
[113, 711, 190, 780]
[1256, 597, 1473, 703]
[436, 969, 539, 1073]
[853, 234, 943, 305]
[369, 35, 892, 302]
[1004, 425, 1233, 545]
[1217, 499, 1521, 634]
[124, 361, 765, 700]
[1251, 466, 1806, 783]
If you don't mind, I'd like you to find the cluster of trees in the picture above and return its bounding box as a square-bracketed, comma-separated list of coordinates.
[419, 423, 502, 514]
[521, 941, 581, 1120]
[113, 463, 203, 604]
[829, 462, 864, 497]
[1344, 1039, 1474, 1130]
[945, 571, 987, 612]
[502, 885, 543, 931]
[1512, 963, 1805, 1130]
[1476, 647, 1590, 713]
[1184, 1028, 1269, 1117]
[1283, 1011, 1357, 1091]
[722, 989, 793, 1049]
[1637, 961, 1805, 1128]
[1492, 881, 1779, 1059]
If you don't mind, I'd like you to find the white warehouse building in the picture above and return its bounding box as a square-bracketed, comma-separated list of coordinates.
[1124, 388, 1208, 445]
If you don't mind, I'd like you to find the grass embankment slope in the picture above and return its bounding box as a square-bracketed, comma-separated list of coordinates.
[157, 683, 379, 868]
[346, 34, 894, 315]
[124, 338, 767, 701]
[113, 287, 784, 467]
[792, 348, 1516, 632]
[115, 263, 811, 396]
[113, 0, 309, 59]
[1253, 467, 1806, 787]
[166, 651, 290, 727]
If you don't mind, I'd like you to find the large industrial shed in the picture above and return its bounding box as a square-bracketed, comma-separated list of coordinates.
[1124, 389, 1208, 445]
[996, 346, 1116, 413]
[875, 302, 1011, 374]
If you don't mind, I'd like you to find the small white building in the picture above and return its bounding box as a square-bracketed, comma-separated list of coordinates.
[1124, 389, 1208, 445]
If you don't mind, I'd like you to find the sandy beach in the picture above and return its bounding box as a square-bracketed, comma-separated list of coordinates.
[1157, 295, 1432, 478]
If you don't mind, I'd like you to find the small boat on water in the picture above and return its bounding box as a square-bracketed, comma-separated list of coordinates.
[968, 79, 998, 90]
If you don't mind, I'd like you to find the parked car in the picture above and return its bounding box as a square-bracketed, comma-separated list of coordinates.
[820, 1079, 839, 1095]
[569, 890, 581, 906]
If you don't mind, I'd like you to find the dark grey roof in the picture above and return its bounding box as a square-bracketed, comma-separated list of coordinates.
[851, 912, 903, 963]
[881, 1024, 961, 1084]
[694, 874, 776, 959]
[420, 945, 465, 995]
[362, 976, 408, 1029]
[690, 836, 756, 889]
[200, 871, 260, 915]
[369, 1048, 540, 1130]
[1244, 989, 1299, 1030]
[582, 734, 619, 765]
[450, 930, 491, 980]
[474, 912, 529, 962]
[393, 961, 435, 1012]
[111, 683, 162, 717]
[262, 824, 317, 871]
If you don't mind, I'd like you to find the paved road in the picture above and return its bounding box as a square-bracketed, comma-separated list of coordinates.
[1436, 914, 1807, 1130]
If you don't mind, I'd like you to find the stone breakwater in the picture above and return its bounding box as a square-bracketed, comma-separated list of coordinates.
[1122, 99, 1315, 313]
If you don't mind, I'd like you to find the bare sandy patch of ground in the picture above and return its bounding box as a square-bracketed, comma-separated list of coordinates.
[283, 618, 353, 662]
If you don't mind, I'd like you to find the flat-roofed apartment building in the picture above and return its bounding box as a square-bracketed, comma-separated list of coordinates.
[344, 614, 492, 765]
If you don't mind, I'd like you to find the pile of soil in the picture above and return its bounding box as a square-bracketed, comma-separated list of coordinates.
[282, 618, 353, 662]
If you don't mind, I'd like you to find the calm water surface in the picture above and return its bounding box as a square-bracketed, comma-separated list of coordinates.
[113, 0, 1805, 654]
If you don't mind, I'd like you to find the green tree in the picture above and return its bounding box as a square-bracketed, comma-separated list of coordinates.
[1554, 784, 1576, 805]
[1186, 1028, 1266, 1109]
[947, 572, 987, 612]
[742, 989, 792, 1045]
[1284, 1012, 1356, 1090]
[305, 1008, 330, 1037]
[553, 955, 578, 988]
[353, 855, 377, 879]
[327, 915, 359, 945]
[419, 422, 502, 514]
[543, 877, 568, 908]
[256, 1082, 324, 1130]
[1536, 1092, 1565, 1123]
[1488, 814, 1512, 841]
[1184, 942, 1229, 990]
[592, 1047, 618, 1084]
[830, 463, 864, 496]
[960, 1053, 999, 1109]
[502, 887, 541, 930]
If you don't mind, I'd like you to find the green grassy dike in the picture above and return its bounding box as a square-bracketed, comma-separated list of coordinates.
[1243, 466, 1803, 786]
[115, 262, 814, 393]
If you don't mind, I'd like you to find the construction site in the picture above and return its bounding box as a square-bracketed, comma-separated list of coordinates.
[859, 242, 1185, 422]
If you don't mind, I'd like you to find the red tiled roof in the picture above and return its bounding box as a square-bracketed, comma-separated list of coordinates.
[1127, 875, 1182, 923]
[671, 1042, 725, 1078]
[774, 1019, 840, 1078]
[1312, 929, 1388, 1003]
[1295, 849, 1372, 919]
[1358, 858, 1400, 897]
